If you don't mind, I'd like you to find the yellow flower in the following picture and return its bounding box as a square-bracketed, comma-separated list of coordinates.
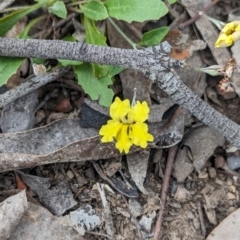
[99, 97, 153, 154]
[215, 21, 240, 48]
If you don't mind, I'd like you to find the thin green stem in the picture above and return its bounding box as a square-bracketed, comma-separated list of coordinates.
[107, 17, 137, 49]
[67, 0, 90, 7]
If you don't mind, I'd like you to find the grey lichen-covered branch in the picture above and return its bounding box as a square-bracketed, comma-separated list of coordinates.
[0, 68, 69, 107]
[0, 37, 240, 148]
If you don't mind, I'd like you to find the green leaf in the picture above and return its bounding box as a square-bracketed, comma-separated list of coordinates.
[74, 63, 114, 106]
[138, 27, 169, 46]
[104, 65, 124, 77]
[104, 0, 168, 23]
[58, 59, 82, 67]
[0, 57, 24, 85]
[82, 1, 108, 21]
[80, 17, 123, 106]
[84, 17, 107, 46]
[0, 3, 42, 36]
[48, 1, 67, 19]
[168, 0, 177, 4]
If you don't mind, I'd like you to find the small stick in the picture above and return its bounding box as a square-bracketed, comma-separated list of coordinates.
[197, 202, 206, 237]
[0, 67, 69, 108]
[153, 145, 178, 240]
[179, 0, 220, 30]
[1, 38, 240, 149]
[96, 183, 115, 238]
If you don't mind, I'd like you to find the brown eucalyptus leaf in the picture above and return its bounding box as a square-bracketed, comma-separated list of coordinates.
[0, 107, 185, 172]
[0, 120, 185, 173]
[148, 98, 175, 123]
[17, 171, 77, 216]
[0, 137, 119, 172]
[183, 126, 225, 172]
[1, 90, 38, 133]
[150, 107, 185, 148]
[127, 151, 152, 195]
[0, 118, 98, 154]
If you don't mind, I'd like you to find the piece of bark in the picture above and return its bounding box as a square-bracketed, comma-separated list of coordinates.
[0, 38, 240, 149]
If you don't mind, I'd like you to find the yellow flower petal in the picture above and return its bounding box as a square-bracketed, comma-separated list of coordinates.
[225, 35, 234, 46]
[110, 97, 130, 122]
[235, 24, 240, 31]
[115, 124, 132, 153]
[129, 122, 153, 148]
[215, 21, 240, 48]
[129, 101, 150, 123]
[232, 31, 240, 42]
[99, 120, 123, 142]
[222, 22, 236, 35]
[215, 34, 233, 48]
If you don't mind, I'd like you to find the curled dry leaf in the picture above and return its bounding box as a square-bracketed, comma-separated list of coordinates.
[0, 119, 98, 155]
[150, 107, 185, 148]
[0, 103, 185, 172]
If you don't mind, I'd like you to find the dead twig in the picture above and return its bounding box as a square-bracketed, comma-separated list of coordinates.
[0, 67, 69, 108]
[1, 38, 240, 149]
[153, 145, 178, 240]
[179, 0, 220, 30]
[197, 202, 206, 237]
[96, 183, 115, 238]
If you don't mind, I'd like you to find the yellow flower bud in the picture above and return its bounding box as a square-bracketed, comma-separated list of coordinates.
[215, 21, 240, 48]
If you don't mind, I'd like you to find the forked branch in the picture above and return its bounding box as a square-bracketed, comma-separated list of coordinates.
[0, 37, 239, 148]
